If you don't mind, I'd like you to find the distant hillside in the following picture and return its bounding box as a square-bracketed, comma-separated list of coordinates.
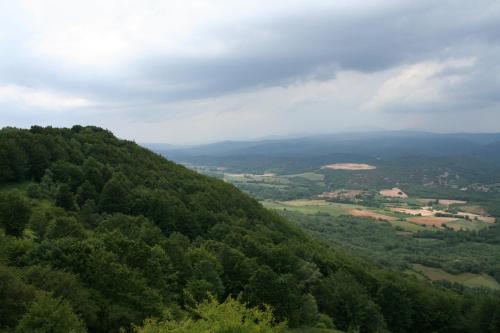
[150, 131, 500, 177]
[151, 131, 500, 160]
[481, 140, 500, 164]
[1, 126, 499, 333]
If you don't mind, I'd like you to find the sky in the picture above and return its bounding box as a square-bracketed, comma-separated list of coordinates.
[1, 0, 500, 144]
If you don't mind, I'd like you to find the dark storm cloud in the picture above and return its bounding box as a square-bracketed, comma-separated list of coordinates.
[2, 0, 499, 106]
[126, 0, 500, 104]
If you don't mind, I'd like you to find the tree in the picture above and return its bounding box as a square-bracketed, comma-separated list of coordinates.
[465, 296, 500, 333]
[376, 281, 413, 333]
[99, 172, 132, 213]
[0, 139, 28, 182]
[40, 169, 57, 198]
[26, 141, 50, 180]
[298, 293, 320, 327]
[187, 247, 224, 299]
[51, 161, 84, 191]
[0, 193, 31, 237]
[46, 216, 85, 239]
[135, 297, 285, 333]
[0, 264, 37, 328]
[76, 180, 98, 207]
[82, 157, 105, 191]
[16, 293, 87, 333]
[244, 265, 303, 325]
[55, 184, 76, 210]
[213, 245, 254, 297]
[314, 270, 387, 333]
[26, 183, 43, 199]
[78, 199, 100, 227]
[22, 265, 99, 330]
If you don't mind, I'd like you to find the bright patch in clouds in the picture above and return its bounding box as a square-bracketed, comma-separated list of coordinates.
[20, 0, 334, 67]
[363, 58, 477, 112]
[0, 85, 91, 109]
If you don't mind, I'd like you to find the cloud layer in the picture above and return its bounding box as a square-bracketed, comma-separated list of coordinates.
[1, 0, 500, 143]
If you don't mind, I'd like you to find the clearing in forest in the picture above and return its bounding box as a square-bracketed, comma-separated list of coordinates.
[379, 188, 408, 198]
[411, 264, 500, 290]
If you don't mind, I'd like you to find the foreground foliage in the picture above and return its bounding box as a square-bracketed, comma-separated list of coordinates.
[135, 297, 286, 333]
[1, 126, 500, 333]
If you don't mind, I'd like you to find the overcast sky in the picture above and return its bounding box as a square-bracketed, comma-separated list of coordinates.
[1, 0, 500, 143]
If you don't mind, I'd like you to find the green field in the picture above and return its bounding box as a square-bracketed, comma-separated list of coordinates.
[223, 173, 291, 185]
[446, 219, 492, 231]
[262, 199, 433, 232]
[410, 264, 500, 290]
[262, 198, 494, 233]
[387, 219, 430, 232]
[283, 172, 326, 182]
[262, 199, 354, 216]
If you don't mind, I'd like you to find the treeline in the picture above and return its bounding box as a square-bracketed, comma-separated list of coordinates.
[1, 126, 499, 333]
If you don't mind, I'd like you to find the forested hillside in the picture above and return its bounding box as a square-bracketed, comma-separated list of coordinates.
[1, 126, 499, 333]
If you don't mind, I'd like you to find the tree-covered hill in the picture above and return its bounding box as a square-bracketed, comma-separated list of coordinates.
[1, 126, 499, 333]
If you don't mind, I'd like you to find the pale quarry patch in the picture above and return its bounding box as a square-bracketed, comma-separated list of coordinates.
[390, 207, 496, 224]
[379, 188, 408, 198]
[389, 207, 435, 216]
[226, 172, 275, 177]
[261, 173, 276, 177]
[439, 199, 467, 206]
[321, 163, 376, 170]
[417, 198, 467, 206]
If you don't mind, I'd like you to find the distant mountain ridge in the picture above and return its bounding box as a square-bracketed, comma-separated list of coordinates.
[147, 131, 500, 168]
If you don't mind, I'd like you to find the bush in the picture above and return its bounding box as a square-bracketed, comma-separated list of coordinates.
[135, 297, 286, 333]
